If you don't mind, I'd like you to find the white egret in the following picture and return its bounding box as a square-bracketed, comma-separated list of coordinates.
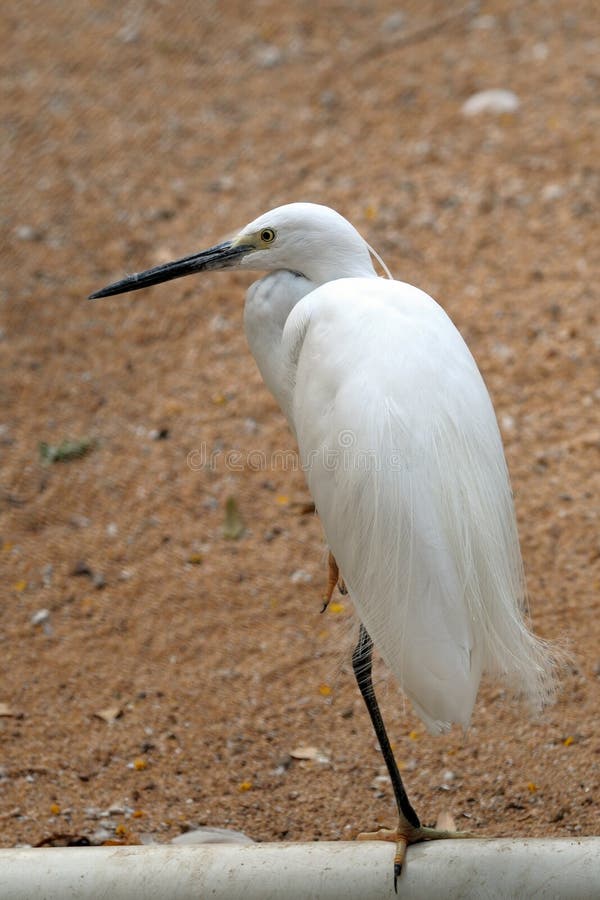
[90, 203, 554, 884]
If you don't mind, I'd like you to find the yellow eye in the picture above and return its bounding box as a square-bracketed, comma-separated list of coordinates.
[260, 228, 276, 244]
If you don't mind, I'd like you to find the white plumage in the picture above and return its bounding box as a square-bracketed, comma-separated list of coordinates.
[240, 204, 553, 734]
[90, 201, 555, 865]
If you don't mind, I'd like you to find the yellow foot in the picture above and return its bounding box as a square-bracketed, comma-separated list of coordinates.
[357, 815, 473, 890]
[320, 551, 346, 612]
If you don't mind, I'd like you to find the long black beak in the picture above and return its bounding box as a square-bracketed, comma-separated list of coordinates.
[88, 240, 254, 300]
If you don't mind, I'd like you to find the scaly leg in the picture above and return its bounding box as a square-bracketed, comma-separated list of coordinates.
[352, 624, 472, 890]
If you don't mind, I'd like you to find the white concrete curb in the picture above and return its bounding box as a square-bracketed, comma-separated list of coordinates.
[0, 838, 598, 899]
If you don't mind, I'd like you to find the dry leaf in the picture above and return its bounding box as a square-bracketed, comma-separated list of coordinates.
[290, 746, 320, 760]
[290, 746, 330, 764]
[94, 706, 123, 724]
[187, 553, 203, 565]
[0, 703, 17, 717]
[223, 496, 245, 540]
[39, 437, 95, 464]
[289, 500, 316, 515]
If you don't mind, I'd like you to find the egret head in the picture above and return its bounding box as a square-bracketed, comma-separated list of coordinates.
[89, 203, 377, 300]
[232, 203, 376, 284]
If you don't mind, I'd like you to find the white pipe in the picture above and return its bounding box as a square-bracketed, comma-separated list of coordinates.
[0, 839, 598, 899]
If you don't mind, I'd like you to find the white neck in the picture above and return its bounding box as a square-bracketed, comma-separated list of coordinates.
[243, 271, 317, 427]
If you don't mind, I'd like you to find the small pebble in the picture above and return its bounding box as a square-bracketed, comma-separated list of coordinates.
[255, 44, 283, 69]
[15, 224, 41, 241]
[84, 807, 102, 819]
[92, 571, 106, 589]
[70, 515, 91, 529]
[471, 15, 497, 29]
[381, 12, 405, 32]
[461, 89, 520, 116]
[541, 183, 565, 202]
[90, 827, 113, 844]
[531, 42, 549, 61]
[209, 314, 231, 333]
[117, 24, 140, 44]
[290, 569, 312, 584]
[108, 805, 125, 815]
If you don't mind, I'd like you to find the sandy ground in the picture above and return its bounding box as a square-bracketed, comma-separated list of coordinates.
[1, 0, 599, 851]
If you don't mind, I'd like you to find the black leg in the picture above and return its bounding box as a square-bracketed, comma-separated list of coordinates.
[352, 623, 472, 887]
[352, 623, 420, 830]
[353, 623, 421, 889]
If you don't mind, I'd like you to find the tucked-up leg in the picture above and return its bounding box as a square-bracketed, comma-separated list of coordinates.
[321, 551, 346, 613]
